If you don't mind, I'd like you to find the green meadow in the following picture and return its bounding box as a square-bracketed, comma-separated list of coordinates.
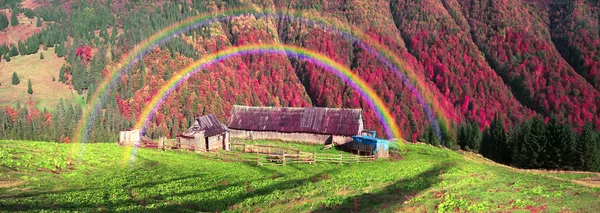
[1, 140, 599, 212]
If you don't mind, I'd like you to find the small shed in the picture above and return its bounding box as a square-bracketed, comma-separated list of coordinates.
[119, 129, 140, 146]
[349, 130, 389, 158]
[177, 114, 230, 151]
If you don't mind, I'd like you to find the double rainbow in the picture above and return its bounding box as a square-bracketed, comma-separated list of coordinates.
[75, 8, 455, 148]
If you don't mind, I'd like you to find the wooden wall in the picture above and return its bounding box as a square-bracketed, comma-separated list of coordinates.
[229, 130, 353, 145]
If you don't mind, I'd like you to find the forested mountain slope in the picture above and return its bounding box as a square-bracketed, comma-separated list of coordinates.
[1, 0, 600, 143]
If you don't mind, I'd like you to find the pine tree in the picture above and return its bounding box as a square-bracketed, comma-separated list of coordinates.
[17, 40, 25, 55]
[594, 137, 600, 172]
[40, 52, 44, 59]
[577, 123, 597, 171]
[529, 116, 548, 168]
[3, 53, 10, 62]
[545, 116, 577, 170]
[11, 72, 19, 85]
[421, 125, 440, 146]
[480, 115, 511, 164]
[0, 12, 8, 30]
[458, 122, 482, 152]
[58, 65, 66, 83]
[10, 10, 18, 26]
[27, 79, 33, 94]
[9, 44, 18, 56]
[36, 16, 41, 27]
[163, 67, 171, 81]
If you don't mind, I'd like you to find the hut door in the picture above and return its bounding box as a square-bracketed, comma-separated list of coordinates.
[205, 137, 209, 150]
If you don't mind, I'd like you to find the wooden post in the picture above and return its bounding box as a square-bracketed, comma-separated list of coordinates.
[282, 153, 286, 165]
[256, 150, 259, 166]
[159, 137, 165, 151]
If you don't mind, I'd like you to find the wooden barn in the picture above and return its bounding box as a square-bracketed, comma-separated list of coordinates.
[228, 105, 364, 144]
[177, 114, 230, 151]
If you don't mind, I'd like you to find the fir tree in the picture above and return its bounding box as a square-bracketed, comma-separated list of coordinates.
[3, 53, 10, 62]
[545, 116, 576, 170]
[9, 44, 18, 56]
[480, 115, 511, 164]
[40, 52, 44, 59]
[11, 72, 19, 85]
[577, 123, 597, 171]
[27, 79, 32, 95]
[528, 116, 548, 168]
[594, 137, 600, 172]
[458, 122, 482, 152]
[0, 12, 8, 30]
[58, 64, 66, 83]
[36, 16, 41, 27]
[163, 67, 171, 81]
[10, 10, 18, 26]
[17, 40, 26, 55]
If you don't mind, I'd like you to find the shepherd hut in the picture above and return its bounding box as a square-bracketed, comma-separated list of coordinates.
[177, 114, 230, 151]
[119, 129, 140, 146]
[227, 105, 363, 144]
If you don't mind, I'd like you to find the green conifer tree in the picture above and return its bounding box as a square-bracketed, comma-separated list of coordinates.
[10, 10, 18, 26]
[0, 12, 8, 30]
[27, 79, 32, 95]
[9, 44, 18, 56]
[17, 40, 25, 55]
[577, 123, 597, 171]
[481, 115, 510, 164]
[58, 65, 66, 83]
[11, 72, 20, 85]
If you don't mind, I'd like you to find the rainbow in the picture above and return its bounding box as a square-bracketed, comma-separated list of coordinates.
[133, 44, 402, 139]
[75, 8, 455, 145]
[127, 44, 402, 163]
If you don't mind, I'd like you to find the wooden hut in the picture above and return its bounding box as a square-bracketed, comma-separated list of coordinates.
[119, 129, 140, 146]
[228, 105, 364, 144]
[177, 114, 230, 151]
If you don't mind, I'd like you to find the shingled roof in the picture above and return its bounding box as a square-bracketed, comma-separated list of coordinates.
[180, 114, 228, 138]
[227, 105, 363, 136]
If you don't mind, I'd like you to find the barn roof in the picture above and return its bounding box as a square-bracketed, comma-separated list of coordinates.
[181, 114, 228, 138]
[227, 105, 363, 136]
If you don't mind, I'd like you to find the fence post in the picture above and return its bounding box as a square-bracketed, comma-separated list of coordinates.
[256, 150, 259, 166]
[282, 153, 286, 165]
[160, 137, 165, 151]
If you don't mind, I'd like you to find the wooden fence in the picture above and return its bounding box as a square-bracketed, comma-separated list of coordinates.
[228, 142, 374, 165]
[130, 140, 375, 166]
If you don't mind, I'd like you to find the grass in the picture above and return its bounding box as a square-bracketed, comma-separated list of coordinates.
[0, 47, 83, 110]
[1, 140, 599, 212]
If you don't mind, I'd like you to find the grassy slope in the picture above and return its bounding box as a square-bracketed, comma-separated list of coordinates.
[0, 140, 599, 212]
[0, 47, 84, 110]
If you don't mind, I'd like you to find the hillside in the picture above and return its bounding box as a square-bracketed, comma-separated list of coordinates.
[1, 140, 599, 212]
[0, 47, 83, 110]
[0, 1, 598, 148]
